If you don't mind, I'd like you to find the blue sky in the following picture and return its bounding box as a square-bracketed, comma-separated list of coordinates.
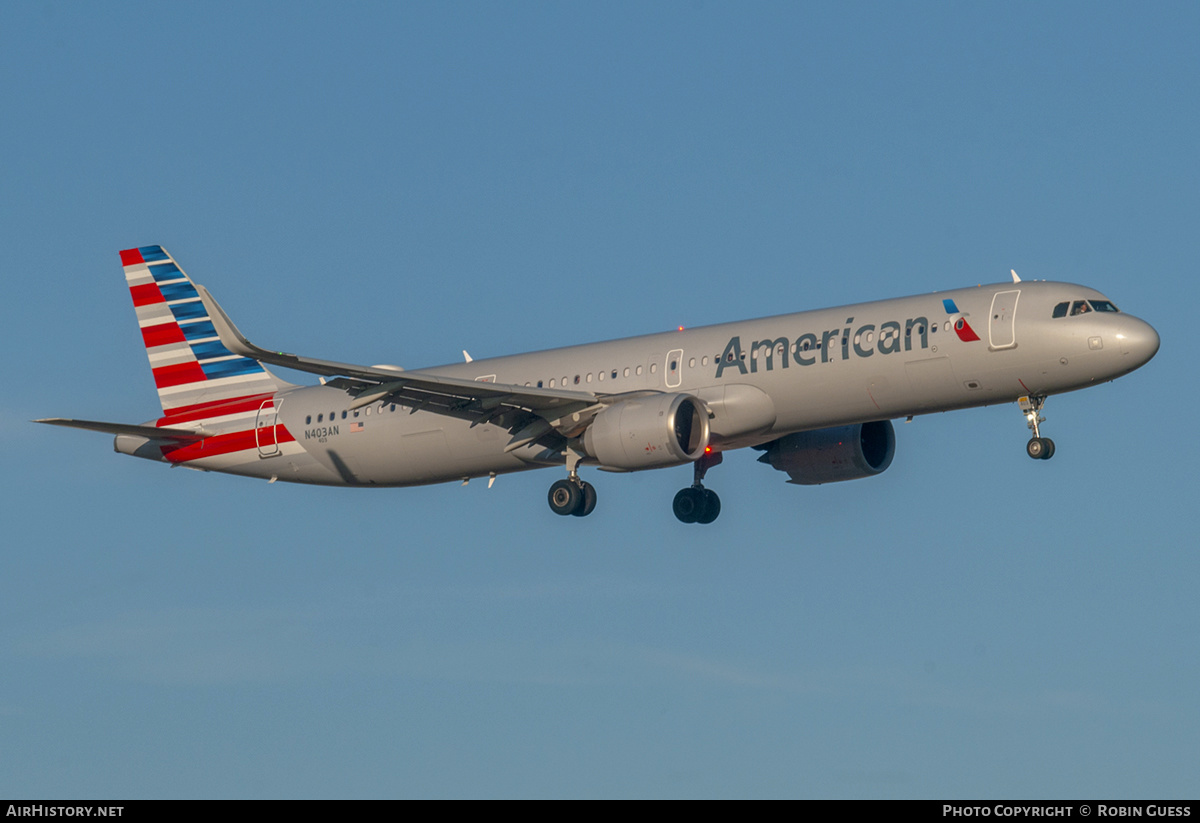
[2, 1, 1197, 798]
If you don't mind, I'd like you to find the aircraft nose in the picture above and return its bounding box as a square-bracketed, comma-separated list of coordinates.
[1118, 318, 1160, 366]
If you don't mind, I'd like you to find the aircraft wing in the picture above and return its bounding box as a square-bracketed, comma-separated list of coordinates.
[196, 284, 608, 446]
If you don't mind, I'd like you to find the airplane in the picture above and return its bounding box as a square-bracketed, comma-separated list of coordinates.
[38, 246, 1160, 523]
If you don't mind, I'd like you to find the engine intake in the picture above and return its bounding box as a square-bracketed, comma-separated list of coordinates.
[584, 394, 710, 470]
[757, 420, 895, 485]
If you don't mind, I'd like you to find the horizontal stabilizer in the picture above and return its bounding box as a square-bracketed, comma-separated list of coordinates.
[34, 418, 205, 443]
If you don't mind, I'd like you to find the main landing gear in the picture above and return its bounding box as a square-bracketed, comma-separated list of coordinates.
[548, 448, 597, 517]
[548, 478, 596, 517]
[674, 451, 722, 525]
[1019, 395, 1056, 460]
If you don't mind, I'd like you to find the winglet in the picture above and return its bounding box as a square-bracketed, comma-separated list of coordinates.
[1011, 269, 1021, 283]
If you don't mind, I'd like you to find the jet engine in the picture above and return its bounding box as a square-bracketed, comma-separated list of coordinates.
[757, 420, 895, 485]
[584, 393, 710, 470]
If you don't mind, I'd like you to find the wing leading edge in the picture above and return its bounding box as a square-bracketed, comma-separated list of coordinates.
[194, 284, 616, 448]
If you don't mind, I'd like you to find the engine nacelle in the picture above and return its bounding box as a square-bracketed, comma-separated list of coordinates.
[584, 394, 710, 470]
[757, 420, 895, 485]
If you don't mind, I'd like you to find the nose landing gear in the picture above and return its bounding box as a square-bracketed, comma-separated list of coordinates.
[1019, 395, 1055, 460]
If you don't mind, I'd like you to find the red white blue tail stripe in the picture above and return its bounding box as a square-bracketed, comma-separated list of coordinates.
[120, 245, 288, 412]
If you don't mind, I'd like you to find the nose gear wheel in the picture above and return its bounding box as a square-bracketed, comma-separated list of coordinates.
[1019, 395, 1056, 460]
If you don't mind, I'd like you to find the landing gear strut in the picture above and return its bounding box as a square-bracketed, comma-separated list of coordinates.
[1019, 395, 1055, 460]
[548, 447, 597, 517]
[674, 451, 722, 524]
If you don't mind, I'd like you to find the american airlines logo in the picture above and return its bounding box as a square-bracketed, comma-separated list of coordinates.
[714, 307, 977, 379]
[943, 298, 981, 342]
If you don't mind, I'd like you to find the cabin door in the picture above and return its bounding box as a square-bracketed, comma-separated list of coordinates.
[989, 290, 1020, 350]
[255, 399, 282, 458]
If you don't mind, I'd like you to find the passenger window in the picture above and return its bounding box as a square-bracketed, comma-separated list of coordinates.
[305, 415, 312, 424]
[650, 363, 657, 374]
[342, 411, 347, 419]
[702, 356, 708, 366]
[611, 370, 618, 380]
[623, 367, 630, 377]
[636, 365, 643, 375]
[1052, 302, 1069, 318]
[574, 375, 580, 385]
[317, 414, 323, 423]
[549, 378, 556, 388]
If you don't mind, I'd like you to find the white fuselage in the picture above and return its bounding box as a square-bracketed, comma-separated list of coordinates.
[118, 280, 1158, 487]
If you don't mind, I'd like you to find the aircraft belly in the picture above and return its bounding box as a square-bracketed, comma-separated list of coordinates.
[175, 440, 343, 484]
[758, 359, 908, 432]
[903, 356, 959, 411]
[757, 342, 1033, 431]
[286, 403, 530, 486]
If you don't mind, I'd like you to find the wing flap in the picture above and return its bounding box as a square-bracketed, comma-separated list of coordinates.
[195, 282, 604, 431]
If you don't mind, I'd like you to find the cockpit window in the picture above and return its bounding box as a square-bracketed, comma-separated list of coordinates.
[1055, 299, 1121, 318]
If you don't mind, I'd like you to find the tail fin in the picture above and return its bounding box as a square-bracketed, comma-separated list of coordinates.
[120, 245, 291, 413]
